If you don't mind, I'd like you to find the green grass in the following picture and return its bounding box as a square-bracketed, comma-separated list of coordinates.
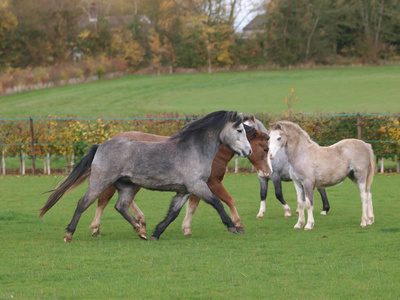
[1, 65, 400, 118]
[1, 173, 399, 298]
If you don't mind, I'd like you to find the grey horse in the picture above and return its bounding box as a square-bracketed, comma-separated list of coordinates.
[39, 111, 252, 242]
[243, 115, 330, 218]
[269, 121, 374, 229]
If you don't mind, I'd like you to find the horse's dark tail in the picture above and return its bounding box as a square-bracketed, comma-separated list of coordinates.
[38, 145, 99, 218]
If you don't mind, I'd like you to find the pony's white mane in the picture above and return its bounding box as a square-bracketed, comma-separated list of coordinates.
[276, 121, 313, 144]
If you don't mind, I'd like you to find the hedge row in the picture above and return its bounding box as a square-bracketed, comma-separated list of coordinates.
[1, 113, 399, 161]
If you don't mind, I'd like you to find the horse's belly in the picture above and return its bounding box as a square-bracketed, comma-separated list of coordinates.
[133, 176, 188, 193]
[315, 173, 348, 188]
[144, 183, 188, 194]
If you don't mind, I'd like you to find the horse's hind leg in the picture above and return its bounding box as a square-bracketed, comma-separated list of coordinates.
[272, 175, 291, 218]
[90, 186, 116, 236]
[256, 175, 268, 218]
[350, 172, 373, 227]
[367, 191, 374, 225]
[317, 188, 330, 215]
[182, 195, 200, 236]
[358, 182, 369, 227]
[152, 193, 191, 241]
[65, 186, 108, 243]
[114, 183, 147, 240]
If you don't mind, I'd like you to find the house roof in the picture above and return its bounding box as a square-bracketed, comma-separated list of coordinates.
[243, 15, 266, 31]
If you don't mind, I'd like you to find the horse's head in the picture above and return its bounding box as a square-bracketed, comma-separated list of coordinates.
[220, 112, 252, 157]
[246, 127, 272, 178]
[268, 122, 287, 160]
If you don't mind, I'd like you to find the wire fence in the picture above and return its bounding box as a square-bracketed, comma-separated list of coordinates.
[1, 113, 399, 175]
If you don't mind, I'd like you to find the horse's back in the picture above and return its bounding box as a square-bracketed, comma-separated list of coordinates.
[312, 139, 373, 187]
[113, 131, 169, 142]
[331, 139, 373, 163]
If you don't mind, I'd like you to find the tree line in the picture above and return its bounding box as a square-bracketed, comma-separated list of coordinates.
[1, 0, 399, 75]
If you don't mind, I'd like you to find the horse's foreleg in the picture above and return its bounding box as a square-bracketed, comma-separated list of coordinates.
[129, 201, 145, 227]
[114, 184, 147, 240]
[208, 179, 245, 233]
[128, 187, 146, 233]
[90, 186, 116, 236]
[272, 175, 291, 218]
[181, 195, 200, 236]
[189, 181, 236, 234]
[293, 180, 305, 229]
[256, 175, 268, 218]
[317, 188, 330, 215]
[151, 193, 191, 241]
[304, 183, 315, 230]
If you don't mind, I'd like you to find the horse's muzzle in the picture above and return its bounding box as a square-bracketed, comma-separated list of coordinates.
[241, 149, 252, 157]
[257, 170, 271, 178]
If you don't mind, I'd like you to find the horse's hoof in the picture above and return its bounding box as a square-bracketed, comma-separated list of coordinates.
[256, 213, 264, 218]
[139, 234, 148, 240]
[294, 222, 304, 229]
[304, 225, 314, 230]
[284, 213, 291, 218]
[92, 230, 101, 236]
[228, 227, 238, 234]
[183, 229, 192, 236]
[320, 211, 327, 216]
[150, 236, 159, 241]
[236, 226, 245, 234]
[64, 233, 72, 243]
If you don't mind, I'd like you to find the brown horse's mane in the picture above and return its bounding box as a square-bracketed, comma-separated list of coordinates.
[272, 121, 313, 144]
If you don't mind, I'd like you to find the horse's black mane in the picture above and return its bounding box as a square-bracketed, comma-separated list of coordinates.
[171, 110, 241, 143]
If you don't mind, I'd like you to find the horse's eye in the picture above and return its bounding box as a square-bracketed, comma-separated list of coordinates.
[237, 129, 243, 133]
[277, 137, 282, 141]
[264, 148, 268, 152]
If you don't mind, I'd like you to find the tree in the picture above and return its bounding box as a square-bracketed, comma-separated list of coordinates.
[0, 1, 18, 68]
[149, 28, 163, 75]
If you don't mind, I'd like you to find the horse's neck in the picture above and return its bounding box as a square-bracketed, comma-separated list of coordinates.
[183, 131, 222, 162]
[214, 145, 235, 166]
[285, 137, 312, 165]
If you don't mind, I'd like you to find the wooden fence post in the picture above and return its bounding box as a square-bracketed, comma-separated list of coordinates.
[235, 156, 239, 173]
[29, 118, 36, 174]
[2, 146, 5, 176]
[47, 152, 51, 175]
[43, 156, 47, 175]
[70, 152, 75, 173]
[22, 152, 26, 175]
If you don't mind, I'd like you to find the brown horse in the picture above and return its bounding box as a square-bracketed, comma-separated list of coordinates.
[86, 125, 270, 237]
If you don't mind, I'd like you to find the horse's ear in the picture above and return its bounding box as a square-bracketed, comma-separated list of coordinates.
[249, 114, 255, 122]
[237, 112, 244, 120]
[231, 111, 238, 120]
[269, 122, 281, 130]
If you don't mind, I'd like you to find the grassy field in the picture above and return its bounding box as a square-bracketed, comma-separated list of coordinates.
[1, 65, 400, 118]
[1, 173, 399, 298]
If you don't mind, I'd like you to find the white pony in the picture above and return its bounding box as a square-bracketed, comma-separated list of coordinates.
[268, 121, 375, 230]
